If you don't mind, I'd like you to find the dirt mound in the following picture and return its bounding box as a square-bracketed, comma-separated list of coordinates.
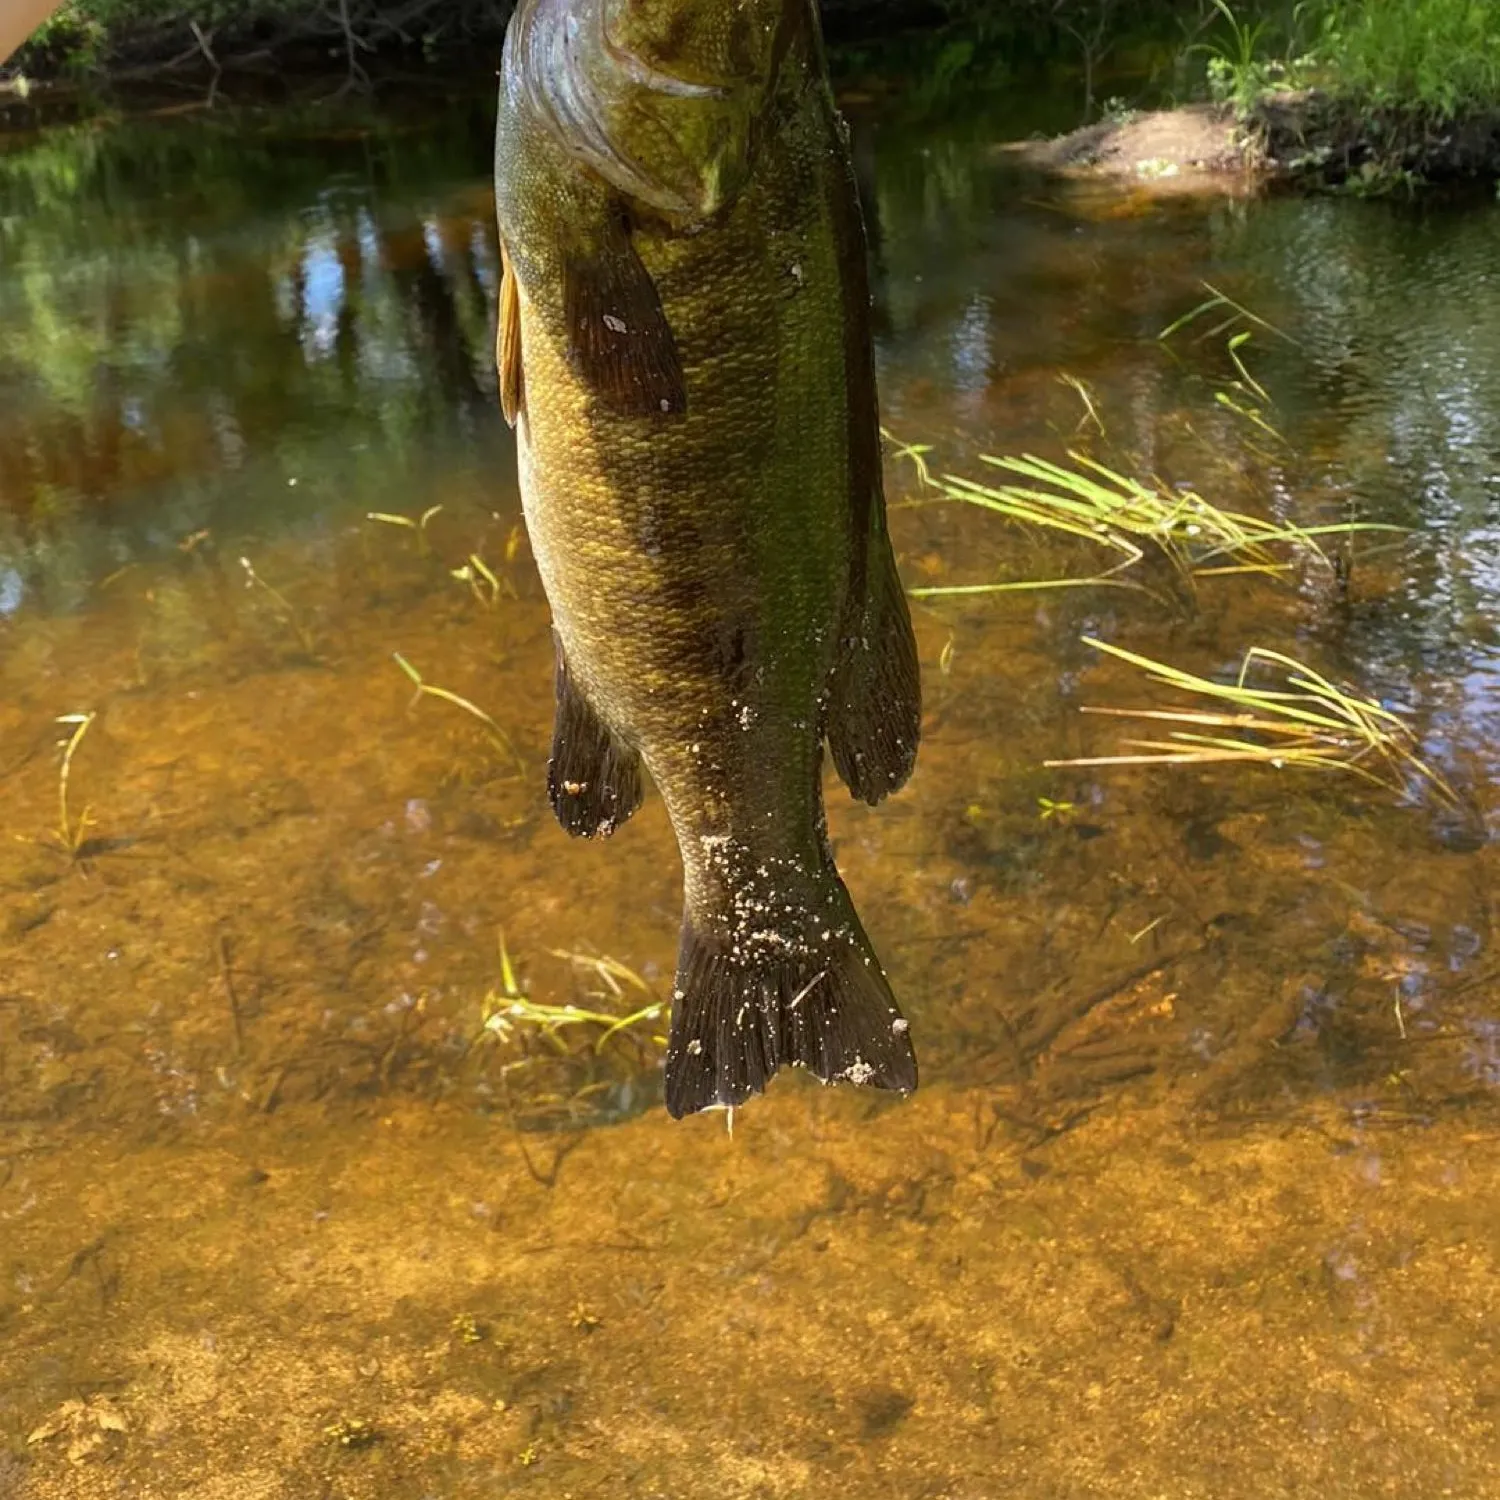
[997, 104, 1256, 194]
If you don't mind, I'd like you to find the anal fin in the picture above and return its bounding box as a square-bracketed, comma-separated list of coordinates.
[827, 539, 921, 805]
[548, 638, 643, 839]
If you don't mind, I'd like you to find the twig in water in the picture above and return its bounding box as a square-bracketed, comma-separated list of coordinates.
[218, 933, 244, 1057]
[188, 20, 222, 106]
[239, 556, 318, 656]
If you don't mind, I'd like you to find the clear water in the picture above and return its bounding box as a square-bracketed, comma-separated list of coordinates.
[1, 90, 1498, 1497]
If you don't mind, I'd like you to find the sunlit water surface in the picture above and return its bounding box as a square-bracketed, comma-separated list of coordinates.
[1, 89, 1498, 1498]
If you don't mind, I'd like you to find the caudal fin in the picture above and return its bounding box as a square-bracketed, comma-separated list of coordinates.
[663, 887, 917, 1119]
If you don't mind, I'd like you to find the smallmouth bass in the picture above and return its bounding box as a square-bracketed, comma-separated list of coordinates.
[494, 0, 922, 1117]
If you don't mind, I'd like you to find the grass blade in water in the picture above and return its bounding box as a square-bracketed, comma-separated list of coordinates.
[1047, 636, 1457, 807]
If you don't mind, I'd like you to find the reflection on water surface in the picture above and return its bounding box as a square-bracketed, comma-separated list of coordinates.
[1, 92, 1498, 1498]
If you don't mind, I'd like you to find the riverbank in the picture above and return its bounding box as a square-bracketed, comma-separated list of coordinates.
[6, 0, 1500, 199]
[0, 0, 1098, 100]
[1002, 94, 1500, 195]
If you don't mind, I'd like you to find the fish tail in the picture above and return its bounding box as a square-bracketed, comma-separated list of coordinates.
[663, 875, 917, 1118]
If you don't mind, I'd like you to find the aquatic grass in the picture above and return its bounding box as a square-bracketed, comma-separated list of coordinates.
[1037, 795, 1077, 824]
[367, 504, 443, 557]
[391, 652, 524, 775]
[1159, 283, 1295, 448]
[889, 434, 1395, 599]
[1047, 635, 1457, 807]
[1157, 281, 1298, 349]
[450, 552, 515, 608]
[50, 711, 97, 855]
[474, 934, 666, 1058]
[239, 555, 318, 656]
[888, 434, 1153, 599]
[368, 503, 518, 608]
[481, 994, 666, 1055]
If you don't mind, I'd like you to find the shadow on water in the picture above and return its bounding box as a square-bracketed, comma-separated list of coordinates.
[1, 90, 1498, 1497]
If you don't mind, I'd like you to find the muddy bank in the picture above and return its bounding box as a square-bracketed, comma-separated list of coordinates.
[1003, 95, 1500, 194]
[996, 103, 1256, 194]
[1256, 90, 1500, 190]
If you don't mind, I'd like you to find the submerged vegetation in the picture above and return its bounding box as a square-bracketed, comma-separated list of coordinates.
[890, 281, 1399, 601]
[1050, 637, 1458, 807]
[393, 651, 526, 777]
[239, 553, 319, 656]
[48, 710, 98, 855]
[892, 439, 1390, 599]
[471, 935, 668, 1125]
[896, 420, 1455, 807]
[897, 266, 1468, 816]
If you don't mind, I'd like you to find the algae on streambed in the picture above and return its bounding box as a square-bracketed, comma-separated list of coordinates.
[2, 97, 1500, 1497]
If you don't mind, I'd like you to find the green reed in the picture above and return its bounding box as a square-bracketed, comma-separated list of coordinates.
[391, 652, 524, 775]
[50, 712, 97, 855]
[1048, 635, 1457, 806]
[366, 504, 443, 556]
[475, 934, 666, 1058]
[1158, 281, 1300, 449]
[450, 552, 514, 609]
[890, 434, 1393, 599]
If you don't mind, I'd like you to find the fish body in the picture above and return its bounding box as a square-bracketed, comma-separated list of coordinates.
[494, 0, 921, 1116]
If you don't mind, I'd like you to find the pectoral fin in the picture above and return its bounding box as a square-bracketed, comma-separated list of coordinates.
[562, 219, 687, 418]
[498, 241, 524, 427]
[548, 636, 643, 838]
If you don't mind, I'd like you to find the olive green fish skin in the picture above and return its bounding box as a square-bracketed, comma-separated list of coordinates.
[495, 0, 921, 1115]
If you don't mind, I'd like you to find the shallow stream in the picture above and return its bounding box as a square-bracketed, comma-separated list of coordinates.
[1, 86, 1498, 1497]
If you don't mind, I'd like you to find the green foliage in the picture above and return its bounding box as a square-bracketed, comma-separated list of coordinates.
[1308, 0, 1500, 118]
[23, 5, 108, 74]
[1193, 0, 1500, 120]
[7, 0, 506, 77]
[7, 0, 1497, 121]
[1197, 0, 1286, 114]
